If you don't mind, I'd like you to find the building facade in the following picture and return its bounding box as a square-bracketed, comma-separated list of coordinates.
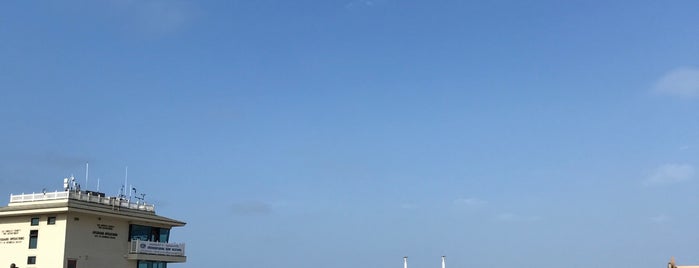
[0, 186, 186, 268]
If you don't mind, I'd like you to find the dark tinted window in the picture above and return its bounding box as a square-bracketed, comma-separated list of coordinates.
[29, 230, 38, 249]
[138, 260, 167, 268]
[130, 224, 170, 242]
[159, 228, 170, 243]
[130, 224, 151, 241]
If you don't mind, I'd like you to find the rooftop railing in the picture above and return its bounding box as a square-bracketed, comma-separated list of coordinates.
[9, 191, 155, 212]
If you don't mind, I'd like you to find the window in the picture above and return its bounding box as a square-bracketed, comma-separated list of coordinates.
[27, 256, 36, 265]
[48, 217, 56, 225]
[28, 230, 38, 249]
[67, 259, 77, 268]
[30, 217, 39, 226]
[129, 225, 170, 242]
[158, 228, 170, 243]
[129, 225, 151, 241]
[138, 261, 167, 268]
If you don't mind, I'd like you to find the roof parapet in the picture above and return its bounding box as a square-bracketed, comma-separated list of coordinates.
[9, 190, 155, 213]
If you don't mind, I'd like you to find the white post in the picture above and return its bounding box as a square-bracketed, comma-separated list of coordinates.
[442, 256, 446, 268]
[125, 166, 128, 197]
[404, 256, 408, 268]
[85, 162, 89, 189]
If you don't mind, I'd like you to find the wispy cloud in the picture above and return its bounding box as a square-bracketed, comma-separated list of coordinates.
[453, 197, 487, 207]
[653, 67, 699, 98]
[644, 163, 695, 185]
[230, 201, 273, 215]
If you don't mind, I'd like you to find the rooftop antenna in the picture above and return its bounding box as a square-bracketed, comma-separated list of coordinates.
[63, 177, 70, 191]
[119, 185, 125, 199]
[97, 177, 100, 192]
[442, 256, 446, 268]
[669, 257, 677, 268]
[85, 162, 89, 190]
[133, 187, 146, 203]
[124, 166, 128, 199]
[404, 256, 408, 268]
[119, 166, 128, 199]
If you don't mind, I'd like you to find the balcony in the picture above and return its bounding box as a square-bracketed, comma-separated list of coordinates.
[127, 240, 186, 263]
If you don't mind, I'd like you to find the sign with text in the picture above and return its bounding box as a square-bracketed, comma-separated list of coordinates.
[1, 229, 23, 245]
[133, 240, 185, 256]
[93, 224, 118, 239]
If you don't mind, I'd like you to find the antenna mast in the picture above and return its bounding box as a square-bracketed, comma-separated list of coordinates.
[85, 162, 89, 189]
[124, 166, 128, 197]
[119, 166, 128, 199]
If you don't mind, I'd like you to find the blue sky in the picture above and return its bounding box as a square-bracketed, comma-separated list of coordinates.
[2, 1, 699, 267]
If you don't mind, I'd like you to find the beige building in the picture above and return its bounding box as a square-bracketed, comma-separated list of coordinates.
[0, 183, 186, 268]
[669, 257, 699, 268]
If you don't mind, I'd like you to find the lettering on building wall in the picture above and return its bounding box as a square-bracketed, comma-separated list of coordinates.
[2, 229, 19, 235]
[93, 224, 118, 239]
[1, 229, 24, 245]
[97, 224, 114, 230]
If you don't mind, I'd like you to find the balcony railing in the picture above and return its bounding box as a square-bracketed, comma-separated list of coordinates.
[9, 191, 155, 212]
[129, 240, 186, 257]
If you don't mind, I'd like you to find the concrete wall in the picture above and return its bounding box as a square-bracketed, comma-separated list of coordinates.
[64, 211, 134, 268]
[0, 214, 68, 268]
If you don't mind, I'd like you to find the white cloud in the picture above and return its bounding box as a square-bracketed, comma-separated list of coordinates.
[653, 67, 699, 98]
[453, 197, 487, 207]
[645, 164, 695, 185]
